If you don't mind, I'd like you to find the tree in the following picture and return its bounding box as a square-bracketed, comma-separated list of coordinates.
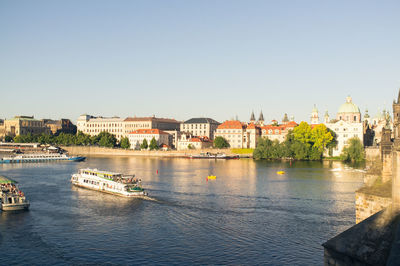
[187, 144, 195, 149]
[293, 122, 312, 144]
[149, 137, 159, 150]
[120, 137, 131, 149]
[213, 136, 230, 148]
[341, 137, 365, 163]
[140, 139, 148, 150]
[4, 135, 13, 142]
[311, 124, 333, 152]
[97, 131, 117, 148]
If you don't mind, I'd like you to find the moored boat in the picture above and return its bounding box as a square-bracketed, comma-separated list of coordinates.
[71, 168, 147, 197]
[188, 152, 239, 159]
[0, 153, 86, 164]
[0, 176, 30, 211]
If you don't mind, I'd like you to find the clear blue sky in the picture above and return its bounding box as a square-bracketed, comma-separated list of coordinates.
[1, 0, 399, 123]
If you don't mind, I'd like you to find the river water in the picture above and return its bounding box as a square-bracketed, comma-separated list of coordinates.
[0, 157, 363, 265]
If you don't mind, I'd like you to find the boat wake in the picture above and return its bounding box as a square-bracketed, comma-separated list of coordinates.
[141, 195, 159, 202]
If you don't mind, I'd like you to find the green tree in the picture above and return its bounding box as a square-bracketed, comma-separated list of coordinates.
[213, 136, 230, 148]
[140, 138, 148, 150]
[4, 135, 13, 142]
[149, 137, 159, 150]
[187, 144, 195, 150]
[120, 136, 131, 149]
[293, 122, 313, 144]
[97, 131, 117, 148]
[341, 137, 365, 163]
[311, 124, 333, 152]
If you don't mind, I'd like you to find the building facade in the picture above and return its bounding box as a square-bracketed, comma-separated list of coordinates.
[4, 116, 49, 137]
[214, 120, 261, 149]
[127, 129, 169, 150]
[180, 118, 220, 139]
[261, 121, 298, 143]
[323, 96, 364, 157]
[176, 134, 213, 150]
[43, 119, 77, 135]
[124, 116, 180, 135]
[76, 114, 125, 140]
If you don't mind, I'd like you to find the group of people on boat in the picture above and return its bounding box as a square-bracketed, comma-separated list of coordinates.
[0, 183, 24, 197]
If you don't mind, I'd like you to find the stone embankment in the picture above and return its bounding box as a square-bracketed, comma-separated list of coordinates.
[61, 146, 252, 158]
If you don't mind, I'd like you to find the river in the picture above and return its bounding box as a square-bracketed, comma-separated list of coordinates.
[0, 157, 363, 265]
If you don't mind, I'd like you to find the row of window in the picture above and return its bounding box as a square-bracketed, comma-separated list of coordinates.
[85, 123, 123, 128]
[334, 128, 360, 132]
[182, 124, 208, 130]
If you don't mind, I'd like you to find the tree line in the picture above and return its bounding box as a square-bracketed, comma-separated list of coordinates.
[8, 131, 165, 150]
[253, 122, 364, 162]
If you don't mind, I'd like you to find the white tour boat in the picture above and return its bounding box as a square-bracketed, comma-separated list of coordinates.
[0, 153, 86, 164]
[71, 169, 147, 197]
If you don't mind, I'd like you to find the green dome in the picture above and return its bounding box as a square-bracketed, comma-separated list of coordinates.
[338, 96, 360, 114]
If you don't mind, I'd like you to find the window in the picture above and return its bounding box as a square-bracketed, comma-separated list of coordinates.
[354, 116, 357, 121]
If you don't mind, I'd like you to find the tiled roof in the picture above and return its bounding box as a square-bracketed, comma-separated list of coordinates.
[129, 129, 169, 135]
[247, 123, 257, 129]
[184, 118, 220, 124]
[124, 117, 179, 123]
[217, 120, 244, 129]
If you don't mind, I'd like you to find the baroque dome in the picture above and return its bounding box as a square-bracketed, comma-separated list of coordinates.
[338, 96, 360, 114]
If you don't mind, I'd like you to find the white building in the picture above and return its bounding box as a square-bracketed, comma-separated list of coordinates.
[214, 120, 261, 149]
[127, 129, 169, 150]
[176, 134, 213, 150]
[76, 114, 125, 140]
[180, 118, 220, 140]
[323, 96, 364, 157]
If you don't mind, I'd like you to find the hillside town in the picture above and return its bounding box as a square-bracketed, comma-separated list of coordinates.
[0, 95, 392, 156]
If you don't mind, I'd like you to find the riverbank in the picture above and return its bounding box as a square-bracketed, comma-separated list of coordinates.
[61, 146, 253, 158]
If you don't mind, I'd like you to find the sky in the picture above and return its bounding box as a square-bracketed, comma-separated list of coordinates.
[1, 0, 400, 124]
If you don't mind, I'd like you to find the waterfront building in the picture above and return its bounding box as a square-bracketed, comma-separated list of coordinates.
[261, 121, 298, 143]
[214, 120, 261, 149]
[176, 134, 213, 150]
[123, 116, 180, 135]
[76, 114, 125, 140]
[180, 118, 220, 140]
[4, 116, 49, 137]
[215, 120, 246, 148]
[323, 96, 364, 157]
[127, 129, 169, 150]
[42, 119, 77, 135]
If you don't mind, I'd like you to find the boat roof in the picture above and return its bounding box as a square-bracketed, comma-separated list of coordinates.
[0, 175, 18, 184]
[80, 168, 124, 176]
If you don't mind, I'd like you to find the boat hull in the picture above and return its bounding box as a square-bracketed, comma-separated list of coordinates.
[71, 182, 147, 198]
[1, 202, 30, 211]
[0, 156, 86, 164]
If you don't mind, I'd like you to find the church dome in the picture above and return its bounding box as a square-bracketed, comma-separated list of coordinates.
[337, 96, 360, 114]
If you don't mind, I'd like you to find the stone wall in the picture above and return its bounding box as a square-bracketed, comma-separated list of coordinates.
[61, 146, 250, 158]
[356, 192, 392, 224]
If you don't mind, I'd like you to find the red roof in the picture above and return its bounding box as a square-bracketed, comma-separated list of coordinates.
[129, 129, 169, 135]
[189, 137, 211, 143]
[217, 120, 245, 129]
[124, 117, 179, 123]
[247, 122, 257, 129]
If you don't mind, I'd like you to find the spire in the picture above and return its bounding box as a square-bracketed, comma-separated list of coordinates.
[282, 113, 289, 123]
[258, 111, 264, 122]
[250, 111, 255, 122]
[397, 88, 400, 104]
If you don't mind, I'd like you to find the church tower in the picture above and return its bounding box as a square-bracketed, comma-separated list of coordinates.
[258, 111, 264, 126]
[311, 105, 319, 124]
[250, 111, 256, 124]
[282, 113, 289, 124]
[324, 111, 330, 124]
[393, 89, 400, 149]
